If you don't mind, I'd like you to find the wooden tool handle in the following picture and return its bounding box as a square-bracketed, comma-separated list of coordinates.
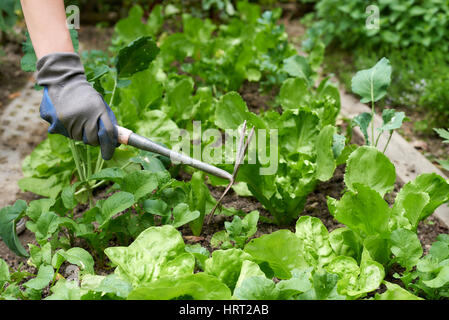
[116, 126, 133, 145]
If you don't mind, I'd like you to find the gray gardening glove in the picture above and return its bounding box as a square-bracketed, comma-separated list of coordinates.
[36, 52, 118, 160]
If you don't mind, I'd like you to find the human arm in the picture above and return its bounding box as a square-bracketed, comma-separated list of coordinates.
[20, 0, 118, 160]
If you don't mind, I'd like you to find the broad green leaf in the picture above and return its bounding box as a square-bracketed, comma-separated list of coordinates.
[135, 110, 180, 147]
[143, 199, 169, 216]
[185, 244, 210, 271]
[127, 273, 231, 300]
[329, 183, 391, 237]
[332, 133, 346, 159]
[374, 281, 423, 300]
[232, 182, 252, 197]
[429, 234, 449, 262]
[390, 228, 423, 270]
[278, 109, 320, 156]
[118, 171, 158, 201]
[188, 172, 208, 236]
[295, 216, 335, 267]
[164, 76, 195, 121]
[23, 265, 54, 290]
[299, 270, 344, 300]
[378, 109, 406, 132]
[214, 91, 266, 130]
[26, 211, 61, 243]
[279, 77, 310, 110]
[224, 211, 259, 247]
[391, 191, 429, 231]
[282, 55, 312, 82]
[0, 259, 10, 288]
[233, 276, 279, 300]
[99, 192, 135, 228]
[329, 228, 363, 262]
[235, 260, 266, 290]
[18, 176, 62, 199]
[45, 279, 83, 300]
[89, 167, 125, 182]
[52, 248, 95, 274]
[171, 203, 200, 228]
[147, 4, 164, 36]
[26, 198, 55, 222]
[0, 200, 28, 257]
[396, 173, 449, 222]
[276, 268, 313, 299]
[119, 68, 164, 129]
[326, 250, 385, 298]
[204, 248, 252, 290]
[210, 230, 232, 249]
[61, 182, 82, 210]
[28, 243, 52, 269]
[104, 225, 194, 287]
[130, 151, 169, 175]
[237, 1, 261, 23]
[422, 265, 449, 288]
[116, 36, 160, 79]
[246, 68, 261, 82]
[344, 146, 396, 197]
[351, 57, 392, 103]
[316, 125, 337, 181]
[244, 230, 309, 279]
[352, 112, 372, 145]
[363, 235, 391, 266]
[114, 5, 150, 43]
[81, 274, 132, 299]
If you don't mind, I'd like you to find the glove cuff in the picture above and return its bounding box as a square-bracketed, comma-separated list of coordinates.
[36, 52, 86, 87]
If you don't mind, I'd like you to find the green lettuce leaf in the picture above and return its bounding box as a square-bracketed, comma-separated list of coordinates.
[128, 273, 231, 300]
[344, 146, 396, 197]
[104, 225, 195, 287]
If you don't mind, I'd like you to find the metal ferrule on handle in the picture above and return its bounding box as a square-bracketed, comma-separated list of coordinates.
[116, 126, 233, 181]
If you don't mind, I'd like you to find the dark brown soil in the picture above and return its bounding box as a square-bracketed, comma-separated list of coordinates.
[238, 81, 279, 114]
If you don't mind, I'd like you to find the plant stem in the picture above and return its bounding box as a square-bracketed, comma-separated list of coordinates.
[94, 78, 117, 174]
[86, 146, 92, 178]
[383, 131, 393, 153]
[374, 131, 382, 148]
[371, 99, 375, 146]
[68, 140, 85, 182]
[74, 161, 133, 196]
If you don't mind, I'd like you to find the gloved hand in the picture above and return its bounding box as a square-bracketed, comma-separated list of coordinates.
[36, 52, 118, 160]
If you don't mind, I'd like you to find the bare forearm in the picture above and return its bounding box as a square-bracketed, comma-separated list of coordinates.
[21, 0, 74, 59]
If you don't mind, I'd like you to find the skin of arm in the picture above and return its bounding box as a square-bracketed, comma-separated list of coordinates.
[21, 0, 74, 59]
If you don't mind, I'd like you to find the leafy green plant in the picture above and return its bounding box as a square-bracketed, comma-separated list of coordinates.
[305, 0, 449, 50]
[328, 146, 449, 267]
[211, 210, 259, 249]
[351, 58, 406, 152]
[399, 234, 449, 299]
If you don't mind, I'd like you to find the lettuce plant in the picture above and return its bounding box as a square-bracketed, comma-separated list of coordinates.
[328, 146, 449, 266]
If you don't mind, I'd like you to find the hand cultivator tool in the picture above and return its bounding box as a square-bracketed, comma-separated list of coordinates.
[116, 121, 255, 223]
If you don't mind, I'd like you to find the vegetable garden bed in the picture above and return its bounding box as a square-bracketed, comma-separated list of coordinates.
[1, 2, 449, 301]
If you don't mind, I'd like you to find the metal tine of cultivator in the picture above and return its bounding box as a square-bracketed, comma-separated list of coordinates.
[206, 121, 255, 224]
